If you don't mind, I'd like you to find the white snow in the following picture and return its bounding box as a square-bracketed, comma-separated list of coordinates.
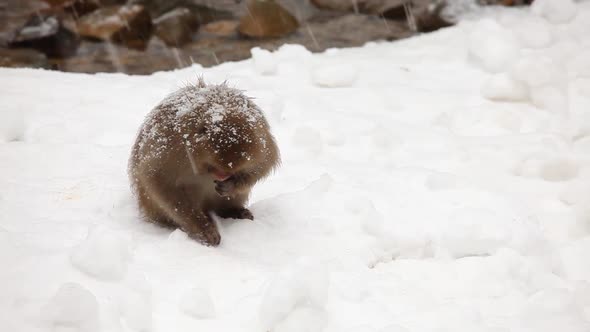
[481, 73, 529, 102]
[70, 226, 132, 281]
[41, 283, 100, 332]
[311, 62, 358, 87]
[467, 19, 520, 73]
[119, 276, 153, 332]
[2, 2, 590, 331]
[258, 259, 329, 331]
[0, 107, 25, 142]
[251, 47, 278, 75]
[531, 0, 578, 24]
[179, 287, 216, 319]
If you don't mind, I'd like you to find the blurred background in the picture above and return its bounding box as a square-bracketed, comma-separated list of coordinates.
[0, 0, 531, 74]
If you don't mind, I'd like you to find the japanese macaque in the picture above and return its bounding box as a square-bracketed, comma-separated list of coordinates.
[128, 79, 280, 246]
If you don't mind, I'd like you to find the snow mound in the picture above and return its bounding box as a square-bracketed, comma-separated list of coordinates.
[559, 238, 590, 281]
[311, 63, 358, 87]
[378, 325, 410, 332]
[41, 283, 100, 332]
[529, 85, 568, 114]
[292, 126, 323, 156]
[508, 56, 568, 113]
[258, 259, 329, 332]
[467, 19, 520, 73]
[513, 16, 554, 49]
[438, 207, 540, 258]
[70, 226, 132, 281]
[119, 278, 152, 332]
[567, 49, 590, 79]
[179, 287, 216, 319]
[510, 56, 565, 88]
[481, 73, 529, 102]
[0, 108, 25, 142]
[272, 306, 328, 332]
[520, 288, 589, 332]
[515, 156, 579, 182]
[531, 0, 577, 24]
[251, 47, 278, 75]
[343, 326, 377, 332]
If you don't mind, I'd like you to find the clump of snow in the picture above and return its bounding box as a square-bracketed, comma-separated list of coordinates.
[119, 277, 152, 332]
[521, 288, 587, 331]
[502, 56, 570, 113]
[529, 84, 569, 114]
[41, 283, 100, 332]
[560, 181, 590, 206]
[567, 49, 590, 79]
[515, 156, 579, 182]
[251, 47, 278, 75]
[424, 172, 459, 191]
[272, 306, 328, 332]
[378, 324, 410, 332]
[258, 259, 329, 332]
[292, 126, 323, 156]
[70, 226, 132, 281]
[512, 16, 554, 49]
[559, 238, 590, 281]
[275, 44, 313, 62]
[179, 287, 216, 319]
[481, 73, 529, 102]
[0, 108, 25, 142]
[343, 326, 377, 332]
[467, 19, 520, 73]
[311, 63, 358, 88]
[437, 208, 540, 258]
[531, 0, 577, 24]
[510, 57, 566, 88]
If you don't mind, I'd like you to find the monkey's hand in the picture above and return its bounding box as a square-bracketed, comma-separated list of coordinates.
[215, 178, 235, 197]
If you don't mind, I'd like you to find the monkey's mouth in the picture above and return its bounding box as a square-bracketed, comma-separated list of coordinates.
[208, 166, 232, 181]
[213, 172, 231, 182]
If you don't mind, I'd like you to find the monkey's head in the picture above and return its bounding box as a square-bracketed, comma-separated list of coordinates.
[188, 113, 270, 181]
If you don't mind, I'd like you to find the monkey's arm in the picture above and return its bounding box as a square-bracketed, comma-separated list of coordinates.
[215, 135, 280, 197]
[139, 171, 221, 246]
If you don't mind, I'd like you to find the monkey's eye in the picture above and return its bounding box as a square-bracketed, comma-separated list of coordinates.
[196, 126, 208, 135]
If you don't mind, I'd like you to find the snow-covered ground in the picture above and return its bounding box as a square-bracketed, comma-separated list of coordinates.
[2, 1, 590, 331]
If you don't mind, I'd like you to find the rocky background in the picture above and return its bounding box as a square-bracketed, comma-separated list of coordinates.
[0, 0, 531, 75]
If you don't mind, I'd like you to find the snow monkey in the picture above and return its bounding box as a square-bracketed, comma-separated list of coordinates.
[128, 78, 280, 246]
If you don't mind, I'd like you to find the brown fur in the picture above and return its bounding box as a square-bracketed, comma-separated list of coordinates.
[128, 79, 280, 246]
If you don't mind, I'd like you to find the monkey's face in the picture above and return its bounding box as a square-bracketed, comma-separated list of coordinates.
[190, 117, 265, 182]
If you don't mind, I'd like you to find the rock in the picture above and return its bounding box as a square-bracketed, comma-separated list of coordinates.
[0, 0, 51, 46]
[9, 15, 79, 57]
[41, 0, 76, 7]
[201, 20, 239, 37]
[130, 0, 234, 23]
[43, 0, 126, 10]
[238, 0, 299, 38]
[310, 0, 362, 11]
[309, 0, 453, 30]
[310, 0, 411, 19]
[77, 4, 153, 50]
[290, 13, 412, 50]
[154, 7, 198, 47]
[479, 0, 532, 5]
[51, 38, 197, 74]
[414, 1, 453, 32]
[65, 1, 101, 17]
[0, 48, 49, 68]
